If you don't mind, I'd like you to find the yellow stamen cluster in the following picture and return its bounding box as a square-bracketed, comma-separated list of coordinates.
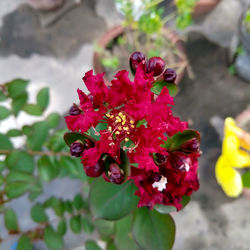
[106, 111, 135, 142]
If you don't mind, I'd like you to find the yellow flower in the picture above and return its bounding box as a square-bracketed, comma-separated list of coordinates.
[215, 118, 250, 197]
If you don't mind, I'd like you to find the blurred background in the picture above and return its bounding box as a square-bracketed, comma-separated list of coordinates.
[0, 0, 250, 249]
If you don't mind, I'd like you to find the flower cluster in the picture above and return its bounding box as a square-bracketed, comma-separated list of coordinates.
[65, 52, 200, 210]
[215, 118, 250, 197]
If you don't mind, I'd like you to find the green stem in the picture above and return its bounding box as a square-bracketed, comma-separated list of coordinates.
[0, 149, 70, 157]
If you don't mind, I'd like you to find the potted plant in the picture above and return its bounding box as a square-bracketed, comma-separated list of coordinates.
[175, 0, 221, 29]
[93, 0, 188, 85]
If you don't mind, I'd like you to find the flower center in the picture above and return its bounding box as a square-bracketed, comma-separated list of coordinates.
[106, 111, 135, 142]
[152, 175, 168, 192]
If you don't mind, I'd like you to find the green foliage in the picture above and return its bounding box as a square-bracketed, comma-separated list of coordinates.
[101, 57, 119, 70]
[242, 171, 250, 188]
[132, 208, 176, 250]
[0, 106, 11, 120]
[17, 235, 32, 250]
[4, 208, 19, 231]
[175, 0, 197, 29]
[31, 203, 48, 223]
[244, 9, 250, 34]
[44, 225, 64, 250]
[85, 240, 102, 250]
[89, 178, 139, 220]
[151, 81, 178, 96]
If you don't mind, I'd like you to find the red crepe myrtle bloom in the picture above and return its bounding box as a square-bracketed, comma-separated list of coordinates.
[65, 64, 187, 172]
[130, 151, 200, 210]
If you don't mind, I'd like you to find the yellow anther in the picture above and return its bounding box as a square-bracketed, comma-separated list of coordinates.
[122, 121, 126, 125]
[125, 138, 129, 142]
[118, 126, 122, 131]
[108, 126, 112, 132]
[127, 132, 130, 135]
[116, 117, 122, 123]
[130, 120, 134, 124]
[110, 115, 114, 118]
[106, 114, 110, 117]
[131, 125, 135, 128]
[115, 131, 120, 135]
[123, 127, 129, 131]
[118, 112, 123, 117]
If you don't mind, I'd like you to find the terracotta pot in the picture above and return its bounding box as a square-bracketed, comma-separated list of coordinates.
[192, 0, 221, 17]
[239, 9, 250, 53]
[28, 0, 65, 11]
[93, 25, 187, 85]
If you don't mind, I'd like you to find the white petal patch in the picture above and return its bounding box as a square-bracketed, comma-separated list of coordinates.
[152, 176, 168, 192]
[179, 161, 190, 172]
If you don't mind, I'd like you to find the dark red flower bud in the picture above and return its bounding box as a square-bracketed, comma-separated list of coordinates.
[154, 153, 168, 166]
[170, 152, 191, 172]
[70, 142, 85, 157]
[129, 51, 146, 73]
[84, 139, 94, 149]
[145, 57, 165, 76]
[84, 159, 105, 177]
[108, 163, 125, 184]
[69, 105, 81, 115]
[163, 68, 177, 83]
[182, 138, 200, 153]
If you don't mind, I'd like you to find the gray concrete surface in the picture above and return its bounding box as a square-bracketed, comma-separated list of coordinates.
[0, 1, 250, 250]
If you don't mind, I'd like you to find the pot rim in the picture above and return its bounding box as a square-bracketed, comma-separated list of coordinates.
[93, 25, 188, 86]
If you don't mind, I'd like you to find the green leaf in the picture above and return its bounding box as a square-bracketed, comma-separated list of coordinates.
[0, 161, 5, 172]
[46, 129, 67, 152]
[38, 156, 59, 182]
[154, 204, 176, 214]
[0, 133, 13, 150]
[62, 200, 73, 213]
[107, 241, 117, 250]
[115, 215, 140, 250]
[70, 215, 82, 233]
[64, 132, 94, 147]
[151, 81, 178, 97]
[162, 129, 200, 151]
[154, 196, 190, 214]
[242, 171, 250, 188]
[4, 208, 18, 231]
[119, 149, 131, 181]
[57, 219, 67, 236]
[73, 194, 87, 210]
[31, 203, 48, 223]
[85, 240, 101, 250]
[6, 151, 34, 173]
[17, 235, 32, 250]
[7, 129, 22, 137]
[6, 171, 34, 184]
[132, 208, 175, 250]
[89, 178, 138, 220]
[37, 87, 49, 110]
[44, 225, 64, 250]
[136, 119, 147, 128]
[0, 90, 7, 101]
[0, 175, 4, 186]
[7, 79, 29, 99]
[93, 219, 115, 238]
[5, 182, 31, 198]
[47, 113, 60, 129]
[43, 196, 64, 216]
[22, 104, 43, 116]
[81, 216, 94, 234]
[27, 121, 49, 150]
[59, 156, 86, 181]
[11, 93, 28, 116]
[0, 106, 11, 120]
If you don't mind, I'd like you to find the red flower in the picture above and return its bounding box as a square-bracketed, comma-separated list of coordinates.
[65, 64, 186, 171]
[130, 152, 199, 210]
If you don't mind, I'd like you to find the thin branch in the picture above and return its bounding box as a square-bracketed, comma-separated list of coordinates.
[0, 150, 70, 157]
